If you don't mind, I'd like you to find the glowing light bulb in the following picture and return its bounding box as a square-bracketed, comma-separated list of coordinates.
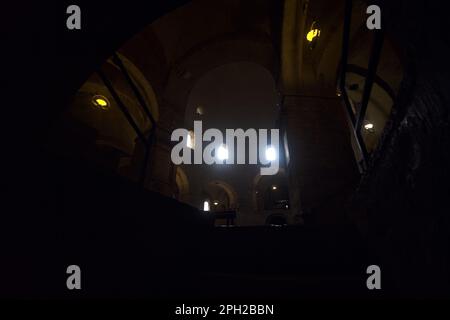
[306, 29, 320, 42]
[96, 99, 107, 106]
[265, 146, 277, 161]
[217, 145, 229, 161]
[92, 95, 110, 110]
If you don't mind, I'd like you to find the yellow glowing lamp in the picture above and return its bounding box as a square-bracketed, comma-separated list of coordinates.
[307, 29, 320, 42]
[95, 98, 108, 107]
[92, 95, 110, 110]
[306, 21, 321, 46]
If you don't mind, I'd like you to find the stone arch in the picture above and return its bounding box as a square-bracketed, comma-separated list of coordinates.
[72, 53, 160, 154]
[52, 50, 163, 181]
[163, 35, 276, 114]
[107, 53, 160, 125]
[252, 168, 288, 212]
[204, 180, 239, 210]
[184, 61, 278, 127]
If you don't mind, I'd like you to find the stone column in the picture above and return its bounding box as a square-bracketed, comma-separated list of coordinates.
[128, 101, 182, 198]
[282, 94, 359, 225]
[144, 125, 176, 197]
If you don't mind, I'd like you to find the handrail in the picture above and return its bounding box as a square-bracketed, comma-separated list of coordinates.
[97, 70, 148, 143]
[97, 53, 158, 187]
[338, 0, 386, 170]
[346, 64, 396, 101]
[214, 210, 237, 226]
[355, 31, 384, 135]
[112, 53, 157, 127]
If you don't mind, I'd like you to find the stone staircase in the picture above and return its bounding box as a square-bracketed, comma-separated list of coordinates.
[3, 154, 370, 299]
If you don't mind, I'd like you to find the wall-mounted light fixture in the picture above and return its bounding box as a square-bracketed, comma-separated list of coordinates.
[364, 122, 375, 132]
[91, 95, 110, 110]
[196, 106, 204, 116]
[306, 21, 321, 49]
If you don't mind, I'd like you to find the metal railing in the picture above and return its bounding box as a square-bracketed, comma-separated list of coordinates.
[97, 52, 157, 186]
[214, 210, 237, 226]
[338, 0, 385, 171]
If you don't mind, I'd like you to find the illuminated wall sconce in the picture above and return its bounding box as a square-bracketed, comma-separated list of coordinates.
[213, 201, 219, 206]
[306, 21, 321, 49]
[272, 185, 278, 190]
[364, 122, 375, 132]
[196, 106, 204, 116]
[91, 95, 110, 110]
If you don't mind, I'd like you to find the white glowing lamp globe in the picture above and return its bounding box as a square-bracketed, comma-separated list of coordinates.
[265, 146, 277, 162]
[217, 145, 229, 161]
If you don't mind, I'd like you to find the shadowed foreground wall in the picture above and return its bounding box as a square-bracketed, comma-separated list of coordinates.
[352, 0, 450, 296]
